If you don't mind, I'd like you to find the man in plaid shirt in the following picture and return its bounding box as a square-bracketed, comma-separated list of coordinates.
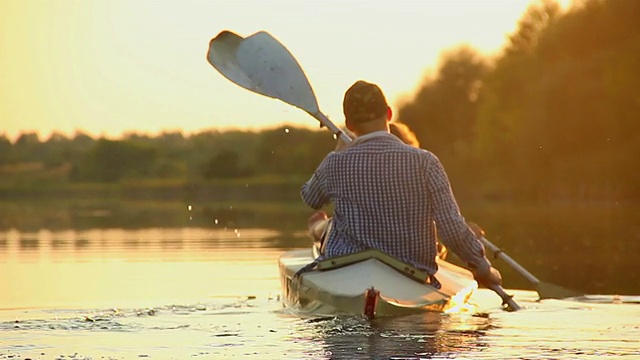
[301, 80, 501, 288]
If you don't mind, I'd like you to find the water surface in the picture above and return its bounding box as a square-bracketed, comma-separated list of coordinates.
[1, 226, 638, 360]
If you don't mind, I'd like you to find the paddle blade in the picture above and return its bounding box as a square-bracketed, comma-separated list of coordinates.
[537, 281, 582, 300]
[236, 31, 320, 114]
[207, 31, 259, 93]
[207, 30, 349, 141]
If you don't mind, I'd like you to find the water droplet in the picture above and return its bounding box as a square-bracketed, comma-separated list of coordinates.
[284, 128, 290, 133]
[187, 205, 192, 211]
[214, 219, 218, 224]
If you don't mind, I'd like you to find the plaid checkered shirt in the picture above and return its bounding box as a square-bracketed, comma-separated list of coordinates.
[301, 131, 489, 275]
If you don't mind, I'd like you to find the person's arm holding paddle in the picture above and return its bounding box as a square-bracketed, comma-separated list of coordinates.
[425, 155, 502, 290]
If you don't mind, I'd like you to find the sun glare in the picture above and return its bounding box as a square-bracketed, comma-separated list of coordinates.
[1, 0, 572, 141]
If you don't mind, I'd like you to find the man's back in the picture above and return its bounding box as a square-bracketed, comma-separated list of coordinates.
[302, 132, 441, 272]
[302, 79, 500, 288]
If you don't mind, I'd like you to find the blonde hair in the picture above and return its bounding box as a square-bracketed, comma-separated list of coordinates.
[389, 122, 420, 148]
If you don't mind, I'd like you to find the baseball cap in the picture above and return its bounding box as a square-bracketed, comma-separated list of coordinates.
[343, 80, 389, 122]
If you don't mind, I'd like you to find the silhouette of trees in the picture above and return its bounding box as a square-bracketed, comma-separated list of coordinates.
[255, 126, 334, 176]
[203, 149, 246, 179]
[2, 0, 638, 200]
[398, 46, 488, 182]
[398, 0, 640, 200]
[0, 135, 12, 165]
[70, 139, 158, 182]
[0, 126, 333, 184]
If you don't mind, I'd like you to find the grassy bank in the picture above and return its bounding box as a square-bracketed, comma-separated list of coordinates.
[0, 175, 308, 202]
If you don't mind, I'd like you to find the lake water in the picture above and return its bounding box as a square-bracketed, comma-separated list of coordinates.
[1, 202, 639, 359]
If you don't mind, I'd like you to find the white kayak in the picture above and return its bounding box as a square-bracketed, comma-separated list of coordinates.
[278, 247, 478, 317]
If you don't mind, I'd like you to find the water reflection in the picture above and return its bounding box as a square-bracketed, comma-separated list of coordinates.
[0, 220, 637, 360]
[0, 199, 313, 232]
[160, 238, 183, 250]
[1, 295, 637, 360]
[0, 227, 309, 310]
[19, 234, 39, 249]
[301, 312, 492, 359]
[0, 227, 309, 259]
[0, 199, 640, 306]
[1, 199, 638, 295]
[51, 239, 68, 248]
[75, 238, 90, 249]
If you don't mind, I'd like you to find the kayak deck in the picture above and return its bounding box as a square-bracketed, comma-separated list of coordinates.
[278, 248, 477, 316]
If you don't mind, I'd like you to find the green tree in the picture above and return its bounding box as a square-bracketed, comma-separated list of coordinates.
[13, 132, 44, 163]
[202, 149, 246, 179]
[42, 132, 71, 167]
[396, 46, 488, 185]
[474, 0, 563, 197]
[255, 126, 334, 176]
[475, 0, 639, 199]
[0, 135, 12, 164]
[70, 139, 157, 182]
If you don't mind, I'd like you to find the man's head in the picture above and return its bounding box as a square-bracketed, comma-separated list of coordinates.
[343, 80, 391, 135]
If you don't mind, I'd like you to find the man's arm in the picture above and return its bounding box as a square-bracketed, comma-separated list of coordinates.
[425, 155, 495, 278]
[301, 157, 331, 210]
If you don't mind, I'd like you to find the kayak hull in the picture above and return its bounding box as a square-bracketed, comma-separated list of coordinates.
[278, 248, 477, 317]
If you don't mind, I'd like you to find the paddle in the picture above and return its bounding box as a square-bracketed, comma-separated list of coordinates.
[206, 30, 521, 311]
[207, 30, 351, 144]
[480, 237, 581, 299]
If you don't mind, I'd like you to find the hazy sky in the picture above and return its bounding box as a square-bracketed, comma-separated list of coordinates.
[1, 0, 567, 141]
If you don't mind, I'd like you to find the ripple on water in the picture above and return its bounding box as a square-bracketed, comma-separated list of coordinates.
[0, 297, 267, 332]
[1, 294, 639, 360]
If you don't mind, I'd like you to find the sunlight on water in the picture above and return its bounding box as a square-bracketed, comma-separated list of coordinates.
[0, 228, 284, 310]
[443, 283, 477, 314]
[1, 227, 639, 360]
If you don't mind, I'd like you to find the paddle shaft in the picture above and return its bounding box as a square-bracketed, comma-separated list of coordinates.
[311, 111, 352, 143]
[487, 284, 521, 311]
[480, 237, 540, 286]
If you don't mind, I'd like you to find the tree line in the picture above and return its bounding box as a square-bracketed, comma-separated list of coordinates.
[0, 127, 336, 183]
[398, 0, 639, 201]
[2, 0, 638, 201]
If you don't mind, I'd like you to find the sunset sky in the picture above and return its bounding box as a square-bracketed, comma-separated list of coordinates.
[1, 0, 570, 141]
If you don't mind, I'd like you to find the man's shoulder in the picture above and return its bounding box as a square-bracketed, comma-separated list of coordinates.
[347, 137, 438, 159]
[396, 143, 438, 159]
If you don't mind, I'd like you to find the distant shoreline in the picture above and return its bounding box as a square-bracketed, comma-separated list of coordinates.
[0, 177, 306, 202]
